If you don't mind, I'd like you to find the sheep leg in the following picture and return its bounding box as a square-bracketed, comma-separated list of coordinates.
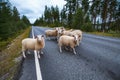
[46, 35, 50, 40]
[40, 50, 44, 55]
[38, 49, 44, 55]
[59, 46, 62, 53]
[27, 50, 31, 54]
[72, 48, 76, 55]
[79, 37, 82, 44]
[48, 37, 50, 40]
[79, 40, 82, 44]
[65, 46, 71, 51]
[77, 42, 79, 46]
[22, 51, 26, 58]
[57, 36, 59, 41]
[37, 51, 40, 59]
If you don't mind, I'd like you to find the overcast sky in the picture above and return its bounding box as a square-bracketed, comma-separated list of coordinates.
[10, 0, 66, 24]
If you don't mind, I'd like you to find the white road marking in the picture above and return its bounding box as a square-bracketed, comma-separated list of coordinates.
[32, 26, 42, 80]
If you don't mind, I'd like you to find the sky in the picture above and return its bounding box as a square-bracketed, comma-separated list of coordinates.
[10, 0, 66, 24]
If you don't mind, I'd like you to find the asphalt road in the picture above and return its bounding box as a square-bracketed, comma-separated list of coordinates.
[18, 26, 120, 80]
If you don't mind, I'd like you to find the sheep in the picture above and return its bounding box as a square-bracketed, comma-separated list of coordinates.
[45, 27, 65, 40]
[22, 35, 45, 58]
[55, 26, 65, 31]
[69, 30, 82, 46]
[58, 35, 79, 54]
[45, 29, 58, 40]
[60, 29, 73, 36]
[55, 27, 66, 39]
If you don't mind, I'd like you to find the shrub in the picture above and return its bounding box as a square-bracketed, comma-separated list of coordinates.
[82, 22, 94, 32]
[16, 21, 27, 30]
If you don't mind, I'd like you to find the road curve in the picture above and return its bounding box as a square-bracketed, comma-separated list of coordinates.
[19, 26, 120, 80]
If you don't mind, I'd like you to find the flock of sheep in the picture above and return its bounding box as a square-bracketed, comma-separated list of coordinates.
[21, 27, 82, 58]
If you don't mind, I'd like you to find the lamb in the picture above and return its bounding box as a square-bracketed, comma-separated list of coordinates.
[22, 35, 45, 58]
[58, 35, 79, 54]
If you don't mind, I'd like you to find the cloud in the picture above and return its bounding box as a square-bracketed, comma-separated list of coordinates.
[20, 9, 33, 15]
[10, 0, 66, 24]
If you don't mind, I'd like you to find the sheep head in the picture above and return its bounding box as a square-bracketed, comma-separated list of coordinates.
[57, 28, 64, 36]
[72, 35, 79, 45]
[35, 35, 44, 43]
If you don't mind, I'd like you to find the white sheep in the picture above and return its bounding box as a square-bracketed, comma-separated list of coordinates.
[45, 27, 65, 40]
[45, 29, 58, 40]
[22, 35, 45, 58]
[55, 27, 66, 39]
[69, 30, 82, 46]
[58, 35, 79, 54]
[55, 27, 65, 31]
[61, 29, 73, 36]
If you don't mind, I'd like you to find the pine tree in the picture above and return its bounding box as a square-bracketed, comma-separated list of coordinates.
[22, 15, 30, 25]
[101, 0, 109, 32]
[60, 8, 67, 26]
[64, 0, 75, 28]
[108, 0, 117, 31]
[12, 6, 20, 22]
[82, 0, 89, 16]
[0, 5, 12, 40]
[54, 6, 60, 26]
[90, 0, 101, 30]
[72, 8, 84, 29]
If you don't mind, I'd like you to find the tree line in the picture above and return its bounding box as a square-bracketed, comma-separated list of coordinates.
[0, 4, 30, 40]
[34, 0, 120, 32]
[34, 5, 60, 27]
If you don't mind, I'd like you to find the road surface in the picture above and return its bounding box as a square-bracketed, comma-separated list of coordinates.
[18, 26, 120, 80]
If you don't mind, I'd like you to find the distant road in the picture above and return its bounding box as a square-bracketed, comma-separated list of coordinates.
[19, 26, 120, 80]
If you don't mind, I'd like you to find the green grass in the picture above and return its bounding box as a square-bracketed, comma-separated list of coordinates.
[0, 29, 28, 50]
[88, 32, 120, 38]
[0, 27, 31, 79]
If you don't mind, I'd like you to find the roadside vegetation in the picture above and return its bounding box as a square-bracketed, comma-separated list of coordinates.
[87, 31, 120, 38]
[0, 27, 30, 80]
[0, 4, 31, 50]
[34, 0, 120, 37]
[0, 2, 31, 80]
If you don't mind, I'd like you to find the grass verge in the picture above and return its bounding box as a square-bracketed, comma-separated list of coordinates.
[0, 27, 31, 80]
[87, 32, 120, 38]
